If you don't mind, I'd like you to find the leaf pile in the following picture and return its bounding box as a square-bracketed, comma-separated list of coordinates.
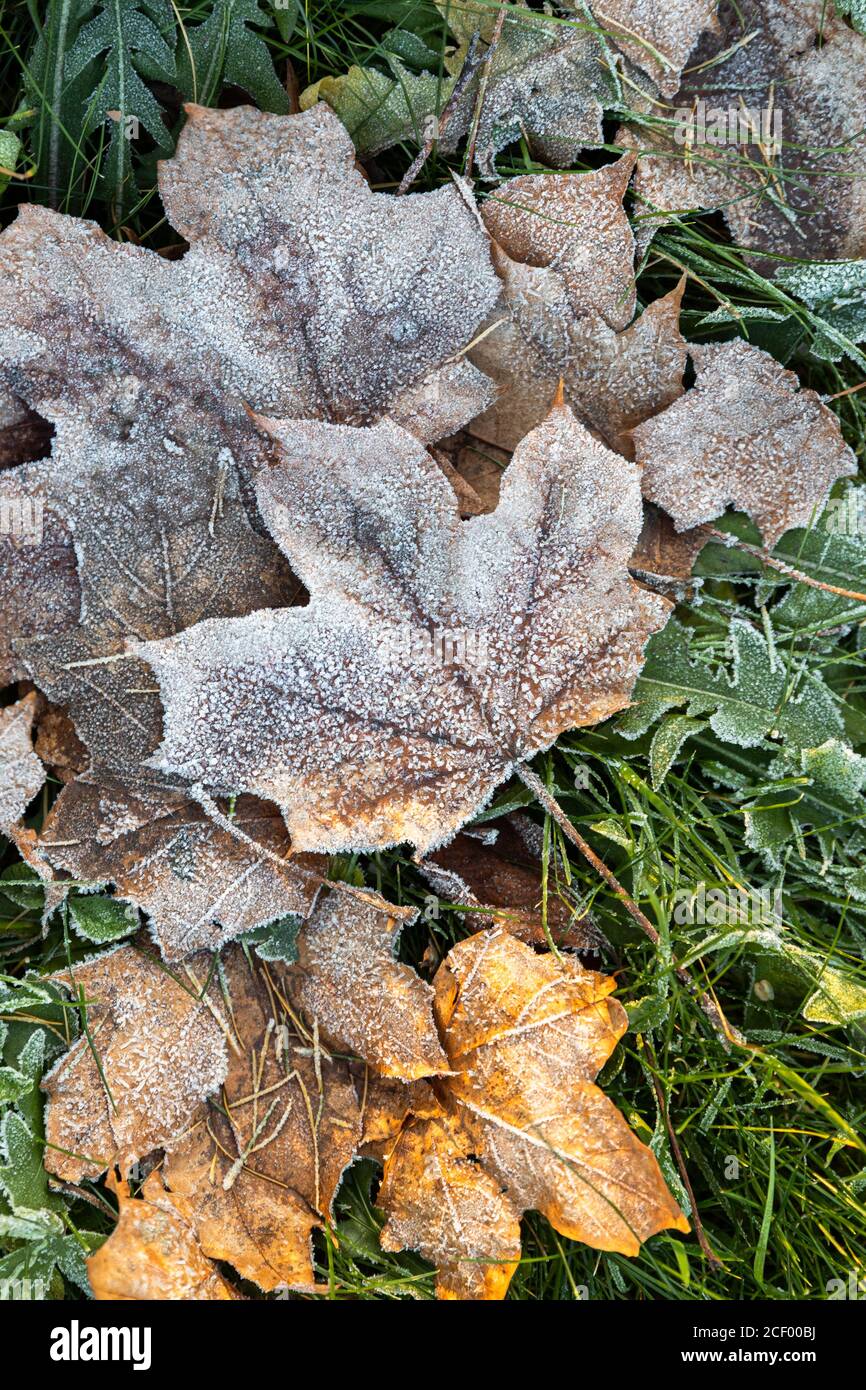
[0, 50, 864, 1301]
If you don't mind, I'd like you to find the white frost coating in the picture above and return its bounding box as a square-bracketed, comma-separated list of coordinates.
[42, 944, 229, 1182]
[634, 339, 857, 545]
[0, 694, 45, 829]
[622, 0, 866, 262]
[0, 104, 500, 773]
[38, 773, 321, 961]
[138, 404, 671, 856]
[290, 893, 448, 1079]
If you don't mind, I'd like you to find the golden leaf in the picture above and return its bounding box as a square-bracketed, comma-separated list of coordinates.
[377, 930, 689, 1297]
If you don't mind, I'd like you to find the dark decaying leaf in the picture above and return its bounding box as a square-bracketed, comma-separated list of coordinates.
[140, 402, 670, 855]
[421, 814, 604, 948]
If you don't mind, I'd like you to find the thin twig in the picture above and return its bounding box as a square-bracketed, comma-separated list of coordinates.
[645, 1040, 723, 1268]
[397, 32, 484, 194]
[700, 524, 866, 604]
[463, 8, 506, 176]
[516, 764, 741, 1047]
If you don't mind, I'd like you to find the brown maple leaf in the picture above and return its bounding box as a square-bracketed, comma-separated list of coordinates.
[32, 701, 88, 786]
[0, 692, 45, 830]
[0, 103, 499, 775]
[590, 0, 719, 97]
[139, 401, 670, 855]
[287, 892, 449, 1080]
[36, 774, 322, 961]
[88, 1171, 239, 1301]
[162, 946, 361, 1292]
[43, 946, 229, 1182]
[620, 2, 866, 262]
[469, 159, 688, 453]
[633, 340, 857, 545]
[377, 929, 689, 1299]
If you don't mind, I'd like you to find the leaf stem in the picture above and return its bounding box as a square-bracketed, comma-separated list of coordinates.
[700, 524, 866, 603]
[515, 763, 741, 1047]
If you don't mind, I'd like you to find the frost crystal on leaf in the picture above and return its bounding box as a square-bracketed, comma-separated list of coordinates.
[0, 103, 500, 774]
[470, 159, 688, 453]
[163, 948, 362, 1292]
[634, 340, 857, 545]
[43, 945, 229, 1181]
[87, 1172, 239, 1301]
[0, 694, 45, 831]
[139, 403, 671, 855]
[620, 0, 866, 262]
[37, 774, 322, 961]
[288, 892, 448, 1080]
[377, 929, 689, 1298]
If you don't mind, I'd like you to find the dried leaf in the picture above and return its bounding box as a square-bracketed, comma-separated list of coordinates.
[634, 340, 857, 545]
[0, 104, 500, 773]
[630, 504, 707, 580]
[355, 1070, 439, 1160]
[0, 694, 45, 830]
[379, 1104, 522, 1300]
[288, 893, 448, 1080]
[140, 402, 670, 855]
[43, 945, 229, 1181]
[163, 947, 361, 1291]
[421, 814, 604, 948]
[452, 439, 509, 513]
[88, 1171, 238, 1301]
[622, 2, 866, 262]
[481, 156, 639, 329]
[589, 0, 718, 97]
[303, 1, 614, 178]
[469, 162, 687, 453]
[36, 774, 322, 961]
[377, 930, 689, 1297]
[0, 459, 79, 686]
[32, 703, 88, 785]
[435, 932, 689, 1252]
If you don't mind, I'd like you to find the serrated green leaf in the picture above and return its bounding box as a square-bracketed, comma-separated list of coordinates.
[176, 0, 290, 112]
[240, 913, 302, 964]
[688, 925, 866, 1027]
[620, 618, 843, 750]
[65, 0, 177, 210]
[0, 1112, 59, 1214]
[776, 259, 866, 354]
[649, 714, 707, 789]
[0, 1067, 34, 1106]
[68, 893, 138, 944]
[626, 996, 670, 1033]
[301, 57, 447, 156]
[0, 865, 44, 913]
